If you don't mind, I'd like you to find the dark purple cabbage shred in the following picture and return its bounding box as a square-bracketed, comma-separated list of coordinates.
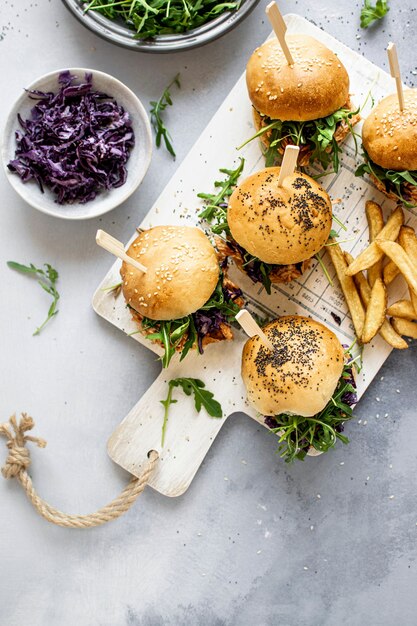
[8, 71, 135, 205]
[192, 281, 243, 354]
[341, 361, 358, 407]
[194, 309, 227, 354]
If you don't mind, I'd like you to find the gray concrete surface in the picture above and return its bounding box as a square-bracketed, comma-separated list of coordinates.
[1, 1, 417, 624]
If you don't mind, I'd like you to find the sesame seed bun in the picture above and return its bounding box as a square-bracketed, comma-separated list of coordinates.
[362, 89, 417, 171]
[227, 168, 332, 265]
[120, 226, 219, 321]
[246, 35, 350, 121]
[241, 316, 345, 417]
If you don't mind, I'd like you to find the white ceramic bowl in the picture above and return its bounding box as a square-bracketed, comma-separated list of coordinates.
[2, 68, 152, 220]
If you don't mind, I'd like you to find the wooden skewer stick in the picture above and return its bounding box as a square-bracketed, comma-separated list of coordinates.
[265, 1, 294, 66]
[96, 229, 147, 273]
[235, 309, 275, 352]
[387, 42, 405, 112]
[277, 145, 300, 186]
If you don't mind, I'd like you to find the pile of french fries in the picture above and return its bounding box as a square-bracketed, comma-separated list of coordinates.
[327, 201, 417, 349]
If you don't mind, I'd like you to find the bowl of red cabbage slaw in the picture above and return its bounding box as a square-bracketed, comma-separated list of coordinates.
[2, 68, 152, 220]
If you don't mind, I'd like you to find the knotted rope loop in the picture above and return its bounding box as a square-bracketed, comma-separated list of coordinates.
[1, 414, 159, 528]
[0, 413, 46, 479]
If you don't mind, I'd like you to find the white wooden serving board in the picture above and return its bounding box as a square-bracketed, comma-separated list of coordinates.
[93, 14, 417, 497]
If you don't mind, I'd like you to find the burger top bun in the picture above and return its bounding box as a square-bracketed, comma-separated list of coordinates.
[241, 316, 345, 417]
[121, 225, 219, 321]
[362, 89, 417, 172]
[246, 35, 350, 121]
[227, 167, 332, 265]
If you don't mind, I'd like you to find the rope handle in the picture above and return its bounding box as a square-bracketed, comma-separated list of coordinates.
[0, 414, 159, 529]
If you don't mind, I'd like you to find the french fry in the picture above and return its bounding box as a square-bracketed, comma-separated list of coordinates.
[398, 225, 416, 248]
[361, 278, 388, 344]
[346, 252, 408, 350]
[392, 317, 417, 339]
[398, 226, 417, 315]
[387, 300, 417, 320]
[383, 260, 400, 285]
[376, 240, 417, 296]
[345, 206, 404, 276]
[328, 243, 365, 339]
[365, 201, 384, 287]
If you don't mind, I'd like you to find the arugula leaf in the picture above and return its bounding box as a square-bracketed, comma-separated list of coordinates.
[314, 252, 334, 287]
[7, 261, 60, 335]
[267, 361, 356, 462]
[198, 158, 245, 234]
[140, 273, 240, 368]
[171, 378, 222, 416]
[101, 281, 122, 295]
[198, 159, 277, 293]
[241, 104, 360, 172]
[356, 150, 417, 208]
[160, 377, 223, 445]
[160, 383, 177, 446]
[360, 0, 389, 28]
[143, 316, 191, 368]
[83, 0, 241, 39]
[150, 74, 180, 158]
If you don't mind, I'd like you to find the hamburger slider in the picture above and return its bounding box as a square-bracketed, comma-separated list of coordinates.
[241, 316, 357, 461]
[357, 89, 417, 207]
[215, 166, 333, 291]
[120, 225, 244, 367]
[245, 34, 360, 170]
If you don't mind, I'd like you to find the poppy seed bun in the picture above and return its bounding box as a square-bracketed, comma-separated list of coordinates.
[242, 316, 345, 417]
[246, 35, 350, 121]
[362, 90, 417, 171]
[227, 168, 332, 265]
[120, 226, 219, 321]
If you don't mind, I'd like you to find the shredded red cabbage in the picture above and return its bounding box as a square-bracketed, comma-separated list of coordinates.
[194, 309, 226, 353]
[8, 71, 135, 204]
[193, 283, 243, 353]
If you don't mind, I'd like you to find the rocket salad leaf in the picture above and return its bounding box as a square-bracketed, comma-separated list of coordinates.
[265, 359, 357, 463]
[83, 0, 241, 39]
[356, 150, 417, 208]
[150, 74, 181, 158]
[360, 0, 389, 28]
[160, 377, 223, 445]
[7, 261, 60, 335]
[239, 105, 360, 171]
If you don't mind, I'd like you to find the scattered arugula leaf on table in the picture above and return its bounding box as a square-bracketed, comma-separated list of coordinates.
[160, 378, 223, 446]
[7, 261, 59, 335]
[360, 0, 389, 28]
[150, 74, 180, 158]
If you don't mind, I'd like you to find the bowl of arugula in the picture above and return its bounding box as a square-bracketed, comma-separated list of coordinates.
[62, 0, 260, 52]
